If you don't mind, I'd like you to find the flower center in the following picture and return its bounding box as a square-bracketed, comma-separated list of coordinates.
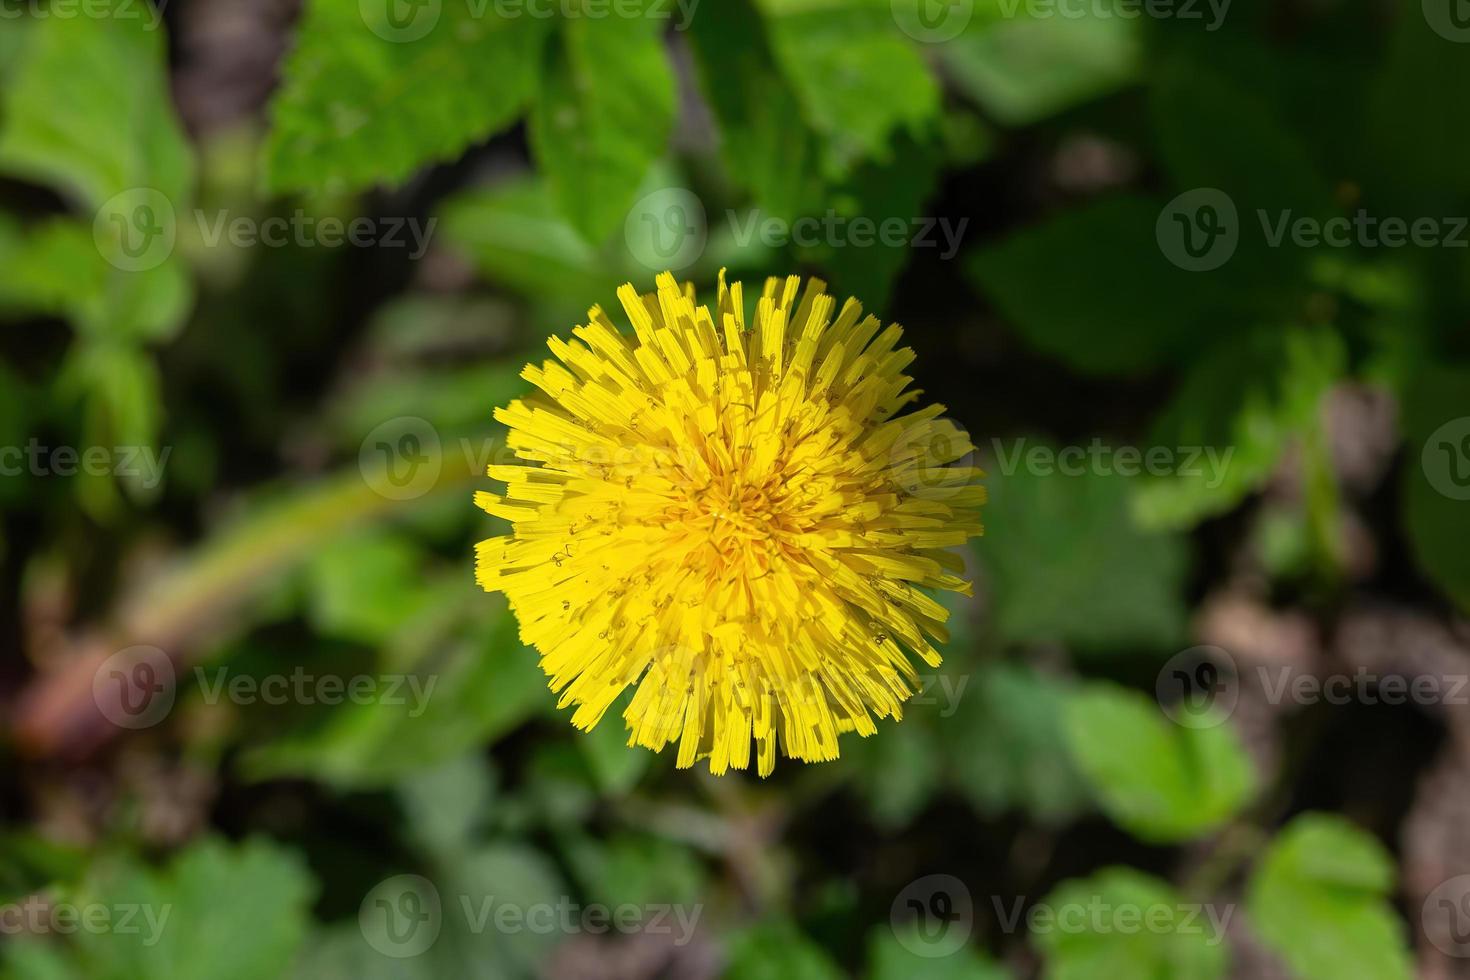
[673, 463, 805, 579]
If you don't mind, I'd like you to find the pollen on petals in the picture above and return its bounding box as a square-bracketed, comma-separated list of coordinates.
[475, 271, 985, 776]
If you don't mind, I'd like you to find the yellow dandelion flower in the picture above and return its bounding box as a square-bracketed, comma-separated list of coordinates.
[475, 271, 984, 776]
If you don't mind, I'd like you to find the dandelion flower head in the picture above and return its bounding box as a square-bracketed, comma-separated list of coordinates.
[476, 272, 984, 775]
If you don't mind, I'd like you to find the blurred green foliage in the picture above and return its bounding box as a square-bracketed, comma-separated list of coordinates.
[0, 0, 1466, 977]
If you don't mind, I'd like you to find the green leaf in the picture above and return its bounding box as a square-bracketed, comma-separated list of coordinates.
[687, 0, 825, 221]
[977, 454, 1189, 650]
[938, 107, 996, 169]
[398, 753, 495, 856]
[432, 844, 568, 977]
[941, 6, 1141, 125]
[439, 166, 715, 311]
[817, 128, 943, 311]
[68, 838, 315, 980]
[1400, 361, 1470, 613]
[438, 176, 616, 304]
[304, 530, 440, 643]
[564, 833, 707, 911]
[1, 942, 79, 980]
[529, 14, 675, 244]
[0, 218, 97, 320]
[302, 845, 566, 979]
[969, 196, 1241, 376]
[578, 694, 652, 796]
[0, 2, 191, 209]
[1034, 868, 1227, 980]
[327, 361, 525, 455]
[1367, 5, 1470, 207]
[726, 921, 845, 980]
[55, 339, 168, 517]
[59, 341, 162, 452]
[0, 20, 27, 84]
[0, 218, 192, 341]
[241, 595, 546, 787]
[755, 0, 940, 174]
[524, 742, 601, 827]
[850, 717, 944, 828]
[1249, 502, 1315, 581]
[1132, 326, 1345, 530]
[0, 24, 195, 343]
[1151, 55, 1334, 294]
[868, 922, 1010, 980]
[287, 925, 433, 980]
[1063, 683, 1255, 842]
[263, 2, 549, 195]
[1246, 814, 1413, 980]
[1153, 55, 1334, 220]
[946, 665, 1088, 823]
[0, 830, 85, 898]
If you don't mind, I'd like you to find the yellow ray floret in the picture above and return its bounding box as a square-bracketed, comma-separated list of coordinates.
[475, 271, 985, 776]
